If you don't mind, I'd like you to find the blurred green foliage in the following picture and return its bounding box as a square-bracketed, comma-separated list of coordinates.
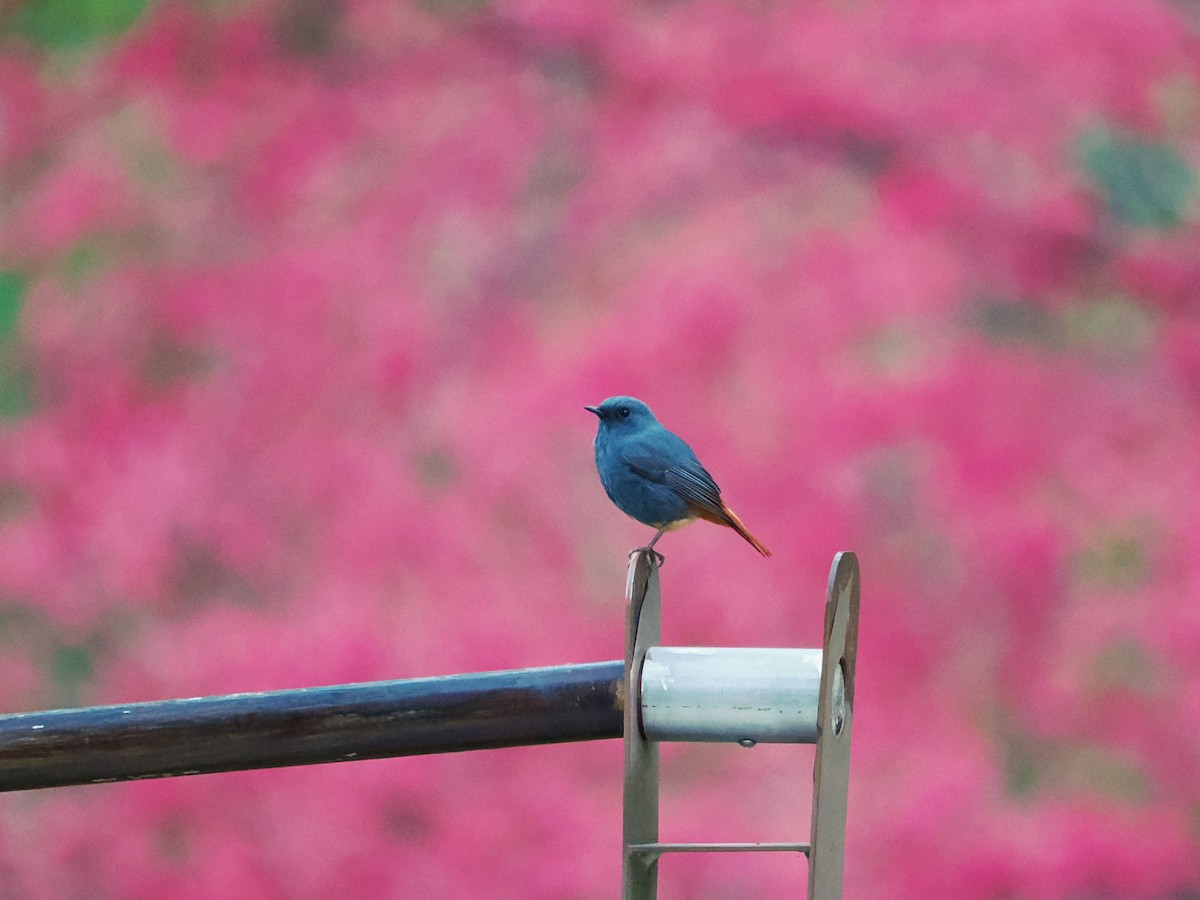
[0, 273, 23, 341]
[0, 273, 29, 420]
[17, 0, 147, 48]
[51, 644, 94, 687]
[1080, 129, 1198, 228]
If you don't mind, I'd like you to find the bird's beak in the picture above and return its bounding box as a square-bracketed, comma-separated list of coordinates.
[584, 405, 601, 417]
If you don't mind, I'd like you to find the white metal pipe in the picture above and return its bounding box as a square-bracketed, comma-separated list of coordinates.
[639, 647, 827, 744]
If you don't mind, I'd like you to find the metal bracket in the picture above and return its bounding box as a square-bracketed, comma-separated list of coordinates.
[622, 551, 662, 898]
[809, 551, 860, 899]
[621, 550, 860, 900]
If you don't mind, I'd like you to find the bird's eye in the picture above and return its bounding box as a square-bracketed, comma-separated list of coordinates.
[619, 407, 630, 418]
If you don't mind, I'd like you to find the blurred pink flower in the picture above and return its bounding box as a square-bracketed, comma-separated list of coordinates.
[0, 0, 1198, 895]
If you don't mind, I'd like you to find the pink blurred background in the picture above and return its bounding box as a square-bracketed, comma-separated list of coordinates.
[2, 0, 1200, 896]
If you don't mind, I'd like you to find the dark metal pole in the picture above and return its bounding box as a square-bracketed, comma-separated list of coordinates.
[0, 661, 623, 792]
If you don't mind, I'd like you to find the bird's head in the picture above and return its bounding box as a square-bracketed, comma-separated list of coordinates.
[585, 396, 657, 431]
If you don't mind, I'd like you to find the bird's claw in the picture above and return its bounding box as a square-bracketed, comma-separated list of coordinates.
[629, 546, 665, 567]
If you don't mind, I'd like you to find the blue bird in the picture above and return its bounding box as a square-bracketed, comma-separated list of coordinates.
[586, 396, 771, 558]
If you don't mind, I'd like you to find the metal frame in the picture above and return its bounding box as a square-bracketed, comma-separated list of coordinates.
[622, 551, 860, 900]
[0, 550, 860, 898]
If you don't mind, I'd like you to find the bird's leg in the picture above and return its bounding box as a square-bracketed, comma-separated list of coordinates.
[630, 528, 667, 567]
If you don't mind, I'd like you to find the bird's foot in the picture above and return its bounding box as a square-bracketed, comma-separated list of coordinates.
[629, 546, 665, 567]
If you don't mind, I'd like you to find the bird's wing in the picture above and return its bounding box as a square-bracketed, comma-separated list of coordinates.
[621, 437, 727, 521]
[622, 433, 772, 556]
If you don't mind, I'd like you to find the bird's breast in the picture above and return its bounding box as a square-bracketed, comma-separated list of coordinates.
[595, 443, 692, 527]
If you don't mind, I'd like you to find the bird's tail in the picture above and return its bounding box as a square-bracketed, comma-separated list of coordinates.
[715, 504, 772, 557]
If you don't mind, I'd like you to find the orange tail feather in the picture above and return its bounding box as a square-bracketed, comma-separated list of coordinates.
[696, 504, 772, 557]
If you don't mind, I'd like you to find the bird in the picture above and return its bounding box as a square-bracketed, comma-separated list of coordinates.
[585, 396, 771, 559]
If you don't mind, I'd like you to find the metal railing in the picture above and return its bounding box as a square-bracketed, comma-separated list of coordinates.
[0, 551, 860, 898]
[0, 662, 623, 791]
